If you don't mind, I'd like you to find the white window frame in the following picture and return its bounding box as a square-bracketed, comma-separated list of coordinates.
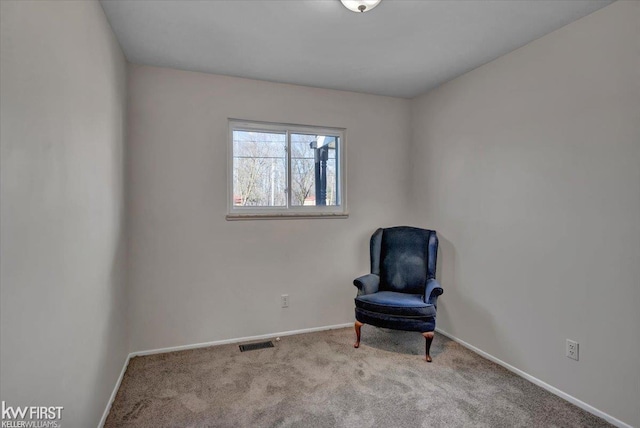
[227, 119, 348, 220]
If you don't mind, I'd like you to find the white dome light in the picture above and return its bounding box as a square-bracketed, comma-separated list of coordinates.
[340, 0, 382, 13]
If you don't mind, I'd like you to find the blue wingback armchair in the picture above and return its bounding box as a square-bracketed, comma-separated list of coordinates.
[353, 226, 443, 362]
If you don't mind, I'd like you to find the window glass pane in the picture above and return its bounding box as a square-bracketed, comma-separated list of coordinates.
[290, 133, 339, 207]
[233, 130, 286, 207]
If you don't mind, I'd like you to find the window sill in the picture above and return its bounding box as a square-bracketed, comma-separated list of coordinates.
[226, 212, 349, 221]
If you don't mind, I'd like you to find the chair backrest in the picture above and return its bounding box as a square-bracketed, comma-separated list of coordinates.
[370, 226, 438, 294]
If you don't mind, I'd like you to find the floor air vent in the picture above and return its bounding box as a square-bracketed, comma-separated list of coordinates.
[239, 341, 274, 352]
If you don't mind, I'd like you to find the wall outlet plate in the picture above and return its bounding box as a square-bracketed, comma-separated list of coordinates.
[281, 294, 289, 308]
[566, 339, 579, 361]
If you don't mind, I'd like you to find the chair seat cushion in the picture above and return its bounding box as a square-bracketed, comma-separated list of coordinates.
[355, 291, 436, 318]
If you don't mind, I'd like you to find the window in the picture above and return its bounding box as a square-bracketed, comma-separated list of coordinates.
[228, 119, 346, 219]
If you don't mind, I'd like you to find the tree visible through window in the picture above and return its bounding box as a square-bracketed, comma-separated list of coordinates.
[229, 120, 344, 217]
[233, 130, 287, 207]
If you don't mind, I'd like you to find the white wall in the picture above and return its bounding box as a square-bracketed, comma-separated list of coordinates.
[127, 65, 412, 351]
[0, 1, 128, 426]
[3, 1, 636, 426]
[410, 2, 640, 426]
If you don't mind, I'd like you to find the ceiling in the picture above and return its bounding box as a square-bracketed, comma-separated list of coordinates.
[100, 0, 613, 98]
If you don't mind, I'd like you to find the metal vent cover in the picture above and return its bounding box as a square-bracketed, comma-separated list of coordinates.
[239, 341, 274, 352]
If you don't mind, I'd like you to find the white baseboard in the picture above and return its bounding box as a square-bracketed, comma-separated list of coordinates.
[98, 352, 131, 428]
[435, 328, 632, 428]
[99, 322, 352, 426]
[130, 322, 353, 357]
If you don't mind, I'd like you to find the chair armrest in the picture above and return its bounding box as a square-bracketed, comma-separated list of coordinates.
[353, 274, 380, 295]
[424, 279, 443, 305]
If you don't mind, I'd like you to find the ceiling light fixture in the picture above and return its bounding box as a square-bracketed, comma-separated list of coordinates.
[340, 0, 381, 13]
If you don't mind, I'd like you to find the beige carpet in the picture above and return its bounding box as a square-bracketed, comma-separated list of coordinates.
[105, 327, 610, 427]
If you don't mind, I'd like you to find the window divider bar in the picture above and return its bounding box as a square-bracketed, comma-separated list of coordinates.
[286, 131, 292, 209]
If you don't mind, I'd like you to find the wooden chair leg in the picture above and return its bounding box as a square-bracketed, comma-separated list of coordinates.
[422, 331, 435, 362]
[354, 321, 363, 348]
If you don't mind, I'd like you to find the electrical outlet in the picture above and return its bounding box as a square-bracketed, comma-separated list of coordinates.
[281, 294, 289, 308]
[566, 339, 579, 361]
